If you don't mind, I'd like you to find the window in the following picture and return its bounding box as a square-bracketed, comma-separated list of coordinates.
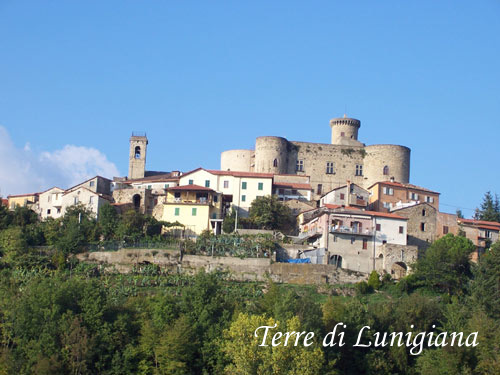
[212, 213, 217, 219]
[422, 209, 426, 216]
[188, 179, 194, 185]
[383, 202, 391, 209]
[192, 208, 197, 216]
[383, 187, 394, 195]
[214, 195, 218, 203]
[376, 223, 381, 231]
[399, 226, 404, 234]
[317, 184, 322, 195]
[47, 209, 51, 215]
[333, 235, 337, 242]
[90, 181, 95, 187]
[279, 189, 284, 194]
[205, 180, 210, 188]
[241, 195, 246, 202]
[134, 146, 141, 159]
[383, 166, 389, 175]
[410, 192, 419, 200]
[420, 222, 426, 231]
[258, 182, 263, 190]
[147, 185, 152, 189]
[351, 237, 355, 244]
[89, 196, 94, 204]
[242, 181, 247, 190]
[164, 184, 169, 188]
[57, 208, 61, 214]
[362, 239, 368, 249]
[341, 132, 345, 136]
[291, 189, 297, 195]
[74, 197, 79, 204]
[382, 240, 387, 244]
[175, 208, 180, 216]
[273, 159, 278, 167]
[174, 192, 181, 198]
[443, 226, 449, 234]
[355, 164, 363, 176]
[426, 196, 434, 203]
[223, 180, 229, 189]
[296, 159, 304, 172]
[340, 193, 345, 200]
[326, 162, 334, 174]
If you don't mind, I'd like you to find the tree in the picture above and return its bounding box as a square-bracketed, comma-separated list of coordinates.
[456, 209, 464, 219]
[97, 204, 119, 241]
[412, 234, 475, 295]
[249, 195, 295, 231]
[471, 241, 500, 319]
[474, 191, 500, 222]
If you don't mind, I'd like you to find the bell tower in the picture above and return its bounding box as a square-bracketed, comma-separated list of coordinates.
[128, 132, 148, 180]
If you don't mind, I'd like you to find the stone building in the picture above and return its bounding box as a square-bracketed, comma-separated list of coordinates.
[319, 182, 369, 208]
[391, 203, 437, 250]
[221, 116, 411, 200]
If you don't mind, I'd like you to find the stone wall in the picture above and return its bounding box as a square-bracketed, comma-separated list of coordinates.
[76, 248, 368, 285]
[392, 203, 436, 250]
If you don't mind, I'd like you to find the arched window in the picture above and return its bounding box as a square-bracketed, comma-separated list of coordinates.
[133, 194, 141, 209]
[383, 165, 389, 175]
[134, 146, 141, 159]
[273, 159, 278, 168]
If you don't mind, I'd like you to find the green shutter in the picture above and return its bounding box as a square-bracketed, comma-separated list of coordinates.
[189, 179, 193, 185]
[258, 182, 263, 190]
[175, 208, 180, 216]
[205, 180, 210, 187]
[192, 208, 197, 216]
[241, 195, 246, 202]
[242, 182, 247, 190]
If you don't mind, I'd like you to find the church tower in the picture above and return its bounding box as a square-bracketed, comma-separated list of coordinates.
[128, 133, 148, 180]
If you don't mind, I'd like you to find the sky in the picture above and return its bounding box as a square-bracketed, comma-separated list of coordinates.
[0, 0, 499, 217]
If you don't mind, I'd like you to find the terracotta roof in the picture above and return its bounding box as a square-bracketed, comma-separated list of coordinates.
[38, 186, 65, 195]
[167, 184, 215, 192]
[126, 173, 181, 183]
[65, 175, 112, 192]
[273, 182, 312, 190]
[206, 169, 274, 178]
[458, 218, 500, 229]
[7, 192, 39, 198]
[1, 199, 8, 206]
[368, 181, 440, 195]
[324, 204, 407, 220]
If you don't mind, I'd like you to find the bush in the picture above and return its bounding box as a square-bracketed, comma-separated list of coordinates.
[355, 281, 373, 295]
[367, 270, 381, 290]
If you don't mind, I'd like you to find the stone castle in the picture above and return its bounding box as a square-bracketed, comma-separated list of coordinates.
[221, 116, 410, 199]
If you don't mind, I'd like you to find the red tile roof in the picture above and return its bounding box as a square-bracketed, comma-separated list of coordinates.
[1, 199, 8, 206]
[125, 173, 180, 183]
[273, 182, 312, 190]
[207, 169, 274, 178]
[7, 192, 39, 198]
[368, 181, 440, 195]
[168, 184, 215, 192]
[458, 218, 500, 229]
[324, 204, 407, 220]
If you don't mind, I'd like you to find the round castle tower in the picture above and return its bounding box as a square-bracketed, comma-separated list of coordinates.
[220, 149, 254, 171]
[254, 136, 289, 174]
[330, 116, 362, 146]
[363, 144, 411, 185]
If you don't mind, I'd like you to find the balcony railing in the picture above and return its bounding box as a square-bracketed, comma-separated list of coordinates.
[330, 226, 373, 236]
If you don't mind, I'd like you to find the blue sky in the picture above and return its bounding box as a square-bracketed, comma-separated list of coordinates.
[1, 0, 499, 217]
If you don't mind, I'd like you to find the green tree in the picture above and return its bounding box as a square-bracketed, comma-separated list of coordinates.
[474, 191, 500, 222]
[97, 204, 119, 241]
[0, 226, 29, 263]
[367, 270, 381, 290]
[412, 234, 475, 295]
[472, 241, 500, 319]
[249, 195, 295, 231]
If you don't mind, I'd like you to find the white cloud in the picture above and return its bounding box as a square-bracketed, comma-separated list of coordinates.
[0, 126, 120, 197]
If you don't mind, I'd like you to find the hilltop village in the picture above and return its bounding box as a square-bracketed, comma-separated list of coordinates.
[4, 116, 499, 278]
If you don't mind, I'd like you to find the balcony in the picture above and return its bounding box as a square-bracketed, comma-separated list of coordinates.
[165, 197, 213, 205]
[330, 225, 373, 236]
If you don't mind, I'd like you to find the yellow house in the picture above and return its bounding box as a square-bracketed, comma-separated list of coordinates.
[7, 193, 39, 211]
[161, 185, 223, 237]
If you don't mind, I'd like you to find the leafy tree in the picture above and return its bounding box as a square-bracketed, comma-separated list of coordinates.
[456, 209, 464, 219]
[367, 270, 381, 290]
[223, 313, 324, 375]
[0, 226, 29, 263]
[474, 191, 500, 222]
[412, 234, 475, 295]
[97, 204, 119, 241]
[249, 195, 295, 231]
[472, 241, 500, 319]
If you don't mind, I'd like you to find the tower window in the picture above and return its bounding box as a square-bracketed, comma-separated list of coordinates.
[421, 222, 426, 231]
[326, 162, 334, 174]
[317, 184, 322, 195]
[422, 209, 426, 216]
[296, 159, 304, 172]
[355, 164, 363, 176]
[134, 146, 141, 159]
[383, 166, 389, 175]
[273, 159, 278, 167]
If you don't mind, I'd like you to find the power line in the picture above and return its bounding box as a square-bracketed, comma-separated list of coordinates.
[440, 202, 476, 212]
